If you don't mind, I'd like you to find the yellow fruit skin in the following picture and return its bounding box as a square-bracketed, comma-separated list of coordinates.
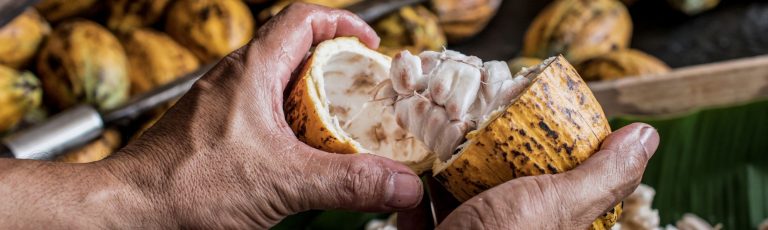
[433, 56, 619, 229]
[375, 6, 446, 57]
[523, 0, 632, 64]
[507, 57, 542, 75]
[284, 52, 363, 155]
[0, 9, 51, 69]
[36, 20, 129, 110]
[57, 129, 120, 163]
[431, 0, 501, 43]
[122, 29, 200, 95]
[107, 0, 172, 33]
[577, 49, 671, 81]
[35, 0, 100, 22]
[166, 0, 255, 62]
[0, 66, 42, 132]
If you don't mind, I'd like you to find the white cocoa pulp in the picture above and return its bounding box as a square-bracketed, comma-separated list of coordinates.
[378, 50, 539, 161]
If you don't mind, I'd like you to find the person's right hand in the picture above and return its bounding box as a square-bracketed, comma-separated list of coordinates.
[398, 123, 660, 229]
[0, 3, 423, 229]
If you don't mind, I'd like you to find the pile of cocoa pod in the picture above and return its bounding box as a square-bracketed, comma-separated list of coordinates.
[0, 0, 503, 163]
[257, 0, 503, 56]
[510, 0, 674, 82]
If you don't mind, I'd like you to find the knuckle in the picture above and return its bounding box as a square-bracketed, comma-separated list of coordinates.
[340, 157, 383, 200]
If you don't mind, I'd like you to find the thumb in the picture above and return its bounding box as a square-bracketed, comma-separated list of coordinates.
[548, 122, 660, 226]
[291, 145, 424, 212]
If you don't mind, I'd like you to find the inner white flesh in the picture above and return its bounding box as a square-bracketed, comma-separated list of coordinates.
[322, 51, 430, 162]
[376, 50, 542, 161]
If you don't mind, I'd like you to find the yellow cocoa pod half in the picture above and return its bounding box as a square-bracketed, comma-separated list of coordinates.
[166, 0, 255, 62]
[507, 56, 542, 75]
[284, 38, 436, 172]
[0, 9, 51, 69]
[668, 0, 719, 15]
[107, 0, 172, 33]
[430, 0, 502, 43]
[0, 66, 42, 132]
[121, 29, 200, 95]
[523, 0, 632, 64]
[284, 38, 619, 228]
[35, 0, 100, 22]
[36, 20, 129, 110]
[374, 5, 446, 57]
[576, 49, 671, 81]
[57, 129, 121, 163]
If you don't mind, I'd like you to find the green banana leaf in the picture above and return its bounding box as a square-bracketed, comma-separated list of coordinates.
[611, 99, 768, 229]
[276, 99, 768, 230]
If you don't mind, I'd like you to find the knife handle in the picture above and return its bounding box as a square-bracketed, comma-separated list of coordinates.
[1, 105, 104, 160]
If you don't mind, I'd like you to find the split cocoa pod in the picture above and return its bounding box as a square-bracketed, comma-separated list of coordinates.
[576, 49, 670, 81]
[284, 37, 620, 229]
[523, 0, 632, 64]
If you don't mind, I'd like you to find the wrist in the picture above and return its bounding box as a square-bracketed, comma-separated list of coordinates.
[97, 145, 177, 228]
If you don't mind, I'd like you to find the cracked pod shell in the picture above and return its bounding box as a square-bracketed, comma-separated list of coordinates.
[432, 56, 619, 229]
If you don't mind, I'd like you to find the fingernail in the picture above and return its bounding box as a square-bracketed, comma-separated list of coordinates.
[639, 125, 660, 157]
[386, 172, 422, 209]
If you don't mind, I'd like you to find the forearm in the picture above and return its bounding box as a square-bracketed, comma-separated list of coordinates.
[0, 158, 161, 228]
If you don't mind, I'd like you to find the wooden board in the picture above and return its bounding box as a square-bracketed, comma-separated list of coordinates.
[589, 55, 768, 117]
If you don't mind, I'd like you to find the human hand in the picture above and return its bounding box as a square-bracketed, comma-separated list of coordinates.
[398, 123, 659, 230]
[99, 3, 422, 228]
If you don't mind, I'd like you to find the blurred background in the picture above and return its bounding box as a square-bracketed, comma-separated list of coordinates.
[0, 0, 766, 229]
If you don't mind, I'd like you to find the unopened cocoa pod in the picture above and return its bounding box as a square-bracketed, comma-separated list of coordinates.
[36, 20, 129, 110]
[121, 29, 200, 95]
[0, 66, 42, 132]
[107, 0, 172, 33]
[523, 0, 632, 64]
[57, 129, 121, 163]
[35, 0, 100, 22]
[430, 0, 502, 43]
[0, 8, 50, 69]
[507, 57, 542, 75]
[258, 0, 360, 22]
[166, 0, 255, 62]
[668, 0, 720, 15]
[374, 5, 446, 57]
[576, 49, 670, 81]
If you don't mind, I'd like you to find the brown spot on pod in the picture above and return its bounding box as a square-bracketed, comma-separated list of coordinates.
[538, 121, 559, 140]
